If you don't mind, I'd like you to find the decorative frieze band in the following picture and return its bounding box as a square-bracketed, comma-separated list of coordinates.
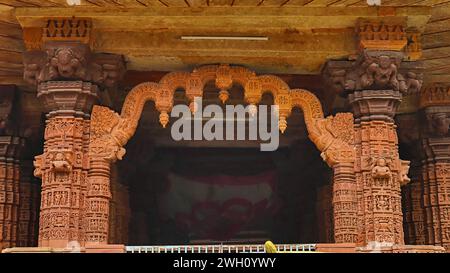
[420, 85, 450, 109]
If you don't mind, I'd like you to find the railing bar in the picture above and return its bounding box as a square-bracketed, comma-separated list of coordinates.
[125, 244, 318, 254]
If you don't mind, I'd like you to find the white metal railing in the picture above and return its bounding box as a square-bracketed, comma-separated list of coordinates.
[126, 243, 316, 253]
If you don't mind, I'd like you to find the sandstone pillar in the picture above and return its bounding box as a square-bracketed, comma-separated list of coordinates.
[332, 160, 358, 243]
[33, 80, 97, 248]
[0, 85, 38, 250]
[324, 20, 423, 246]
[23, 33, 125, 247]
[350, 87, 406, 245]
[395, 85, 427, 246]
[418, 85, 450, 250]
[0, 136, 24, 249]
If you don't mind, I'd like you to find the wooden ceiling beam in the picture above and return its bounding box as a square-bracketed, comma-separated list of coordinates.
[14, 6, 432, 30]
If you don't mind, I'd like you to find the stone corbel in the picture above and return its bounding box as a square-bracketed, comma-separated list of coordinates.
[91, 54, 126, 89]
[24, 42, 125, 89]
[344, 50, 405, 93]
[322, 61, 353, 96]
[323, 56, 422, 104]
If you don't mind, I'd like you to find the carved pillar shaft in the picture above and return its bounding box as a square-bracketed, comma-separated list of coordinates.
[420, 137, 450, 249]
[85, 157, 111, 244]
[417, 86, 450, 251]
[332, 161, 358, 243]
[0, 136, 24, 249]
[34, 81, 97, 248]
[85, 106, 125, 245]
[350, 89, 406, 245]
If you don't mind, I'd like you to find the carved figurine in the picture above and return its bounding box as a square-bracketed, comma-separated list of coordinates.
[371, 157, 392, 179]
[344, 53, 404, 92]
[48, 48, 86, 80]
[51, 152, 72, 173]
[363, 55, 399, 90]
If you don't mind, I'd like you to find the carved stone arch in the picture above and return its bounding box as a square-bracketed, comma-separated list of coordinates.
[91, 65, 355, 166]
[159, 71, 191, 100]
[230, 66, 256, 87]
[120, 82, 159, 121]
[85, 64, 357, 244]
[290, 89, 325, 134]
[257, 75, 291, 98]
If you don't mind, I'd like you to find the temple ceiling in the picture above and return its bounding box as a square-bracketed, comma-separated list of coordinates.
[0, 1, 449, 87]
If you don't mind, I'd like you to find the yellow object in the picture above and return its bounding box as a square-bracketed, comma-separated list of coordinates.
[264, 241, 319, 253]
[264, 241, 278, 253]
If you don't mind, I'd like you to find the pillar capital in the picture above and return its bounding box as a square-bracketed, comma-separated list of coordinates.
[23, 41, 125, 89]
[344, 52, 423, 121]
[349, 89, 402, 122]
[37, 81, 98, 118]
[345, 50, 405, 93]
[418, 89, 450, 162]
[322, 55, 423, 101]
[418, 85, 450, 140]
[22, 18, 125, 89]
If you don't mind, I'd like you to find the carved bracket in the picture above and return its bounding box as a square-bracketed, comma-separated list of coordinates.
[323, 54, 422, 97]
[23, 42, 125, 88]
